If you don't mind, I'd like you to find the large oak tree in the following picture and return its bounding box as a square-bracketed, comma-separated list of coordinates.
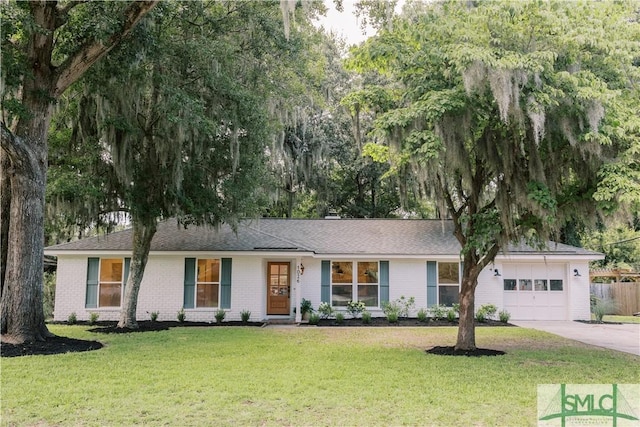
[73, 1, 313, 328]
[1, 0, 158, 343]
[349, 0, 640, 350]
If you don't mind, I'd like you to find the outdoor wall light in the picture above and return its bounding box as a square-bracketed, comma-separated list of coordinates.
[573, 269, 581, 277]
[299, 263, 305, 275]
[494, 269, 501, 277]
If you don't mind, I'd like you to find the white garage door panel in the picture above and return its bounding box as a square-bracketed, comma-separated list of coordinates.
[503, 263, 567, 321]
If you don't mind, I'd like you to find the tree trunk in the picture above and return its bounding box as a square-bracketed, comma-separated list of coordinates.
[117, 218, 157, 329]
[370, 178, 376, 218]
[0, 1, 56, 343]
[0, 1, 157, 344]
[455, 273, 477, 351]
[1, 113, 53, 343]
[454, 244, 501, 351]
[1, 148, 10, 297]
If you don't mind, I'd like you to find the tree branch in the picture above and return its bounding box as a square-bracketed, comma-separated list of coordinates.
[55, 1, 88, 28]
[438, 174, 467, 247]
[53, 1, 159, 97]
[476, 242, 501, 273]
[0, 121, 19, 162]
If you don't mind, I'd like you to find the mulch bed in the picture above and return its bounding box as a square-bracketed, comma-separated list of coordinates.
[306, 317, 514, 327]
[425, 346, 506, 357]
[87, 320, 265, 334]
[1, 335, 103, 358]
[575, 320, 623, 325]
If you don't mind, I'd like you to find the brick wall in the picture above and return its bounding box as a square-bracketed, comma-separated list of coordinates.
[53, 255, 590, 322]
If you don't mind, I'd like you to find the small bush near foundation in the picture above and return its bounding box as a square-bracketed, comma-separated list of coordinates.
[417, 308, 429, 323]
[451, 303, 460, 314]
[88, 312, 99, 325]
[478, 304, 498, 320]
[397, 296, 416, 318]
[215, 309, 226, 323]
[67, 312, 77, 325]
[387, 311, 399, 324]
[240, 309, 251, 323]
[499, 310, 511, 323]
[430, 304, 447, 320]
[317, 302, 334, 319]
[308, 313, 320, 325]
[382, 301, 400, 319]
[361, 310, 372, 324]
[447, 309, 456, 322]
[475, 310, 487, 323]
[177, 308, 186, 323]
[346, 300, 366, 318]
[149, 311, 159, 322]
[592, 298, 617, 323]
[335, 312, 345, 325]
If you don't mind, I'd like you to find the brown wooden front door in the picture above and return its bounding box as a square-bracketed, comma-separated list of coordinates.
[267, 262, 290, 315]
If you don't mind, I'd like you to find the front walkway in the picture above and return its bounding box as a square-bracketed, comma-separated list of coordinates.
[511, 320, 640, 356]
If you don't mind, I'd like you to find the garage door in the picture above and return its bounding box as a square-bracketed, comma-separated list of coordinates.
[503, 263, 567, 320]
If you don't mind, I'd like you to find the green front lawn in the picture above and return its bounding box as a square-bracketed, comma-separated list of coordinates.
[3, 325, 638, 426]
[593, 314, 640, 324]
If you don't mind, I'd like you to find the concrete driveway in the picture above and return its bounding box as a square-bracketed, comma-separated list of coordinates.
[511, 320, 640, 356]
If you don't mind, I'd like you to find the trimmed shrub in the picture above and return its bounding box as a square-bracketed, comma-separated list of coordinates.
[361, 310, 372, 324]
[308, 313, 320, 325]
[382, 301, 400, 319]
[88, 312, 99, 325]
[430, 304, 447, 320]
[478, 303, 498, 320]
[592, 297, 617, 323]
[215, 309, 226, 323]
[397, 296, 416, 318]
[387, 311, 399, 324]
[318, 302, 334, 319]
[346, 300, 366, 318]
[498, 310, 511, 323]
[67, 312, 77, 325]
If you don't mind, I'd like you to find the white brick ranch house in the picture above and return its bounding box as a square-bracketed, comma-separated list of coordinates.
[45, 218, 603, 323]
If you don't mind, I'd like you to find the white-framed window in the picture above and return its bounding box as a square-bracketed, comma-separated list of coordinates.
[99, 258, 124, 307]
[331, 261, 379, 307]
[504, 275, 563, 292]
[196, 258, 221, 308]
[438, 262, 459, 306]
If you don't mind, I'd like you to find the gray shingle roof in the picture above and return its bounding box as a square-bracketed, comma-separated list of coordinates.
[45, 218, 602, 257]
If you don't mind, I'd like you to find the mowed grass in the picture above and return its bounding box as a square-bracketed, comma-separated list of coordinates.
[596, 314, 640, 324]
[2, 325, 638, 426]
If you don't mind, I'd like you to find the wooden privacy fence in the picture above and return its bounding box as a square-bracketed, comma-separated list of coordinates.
[590, 282, 640, 315]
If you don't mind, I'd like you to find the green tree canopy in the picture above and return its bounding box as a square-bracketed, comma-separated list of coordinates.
[348, 0, 640, 349]
[1, 0, 158, 343]
[48, 0, 330, 328]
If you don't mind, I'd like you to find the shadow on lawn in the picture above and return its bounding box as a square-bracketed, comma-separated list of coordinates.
[1, 321, 264, 358]
[2, 320, 510, 358]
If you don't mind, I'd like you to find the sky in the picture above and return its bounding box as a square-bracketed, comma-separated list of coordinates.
[312, 0, 378, 46]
